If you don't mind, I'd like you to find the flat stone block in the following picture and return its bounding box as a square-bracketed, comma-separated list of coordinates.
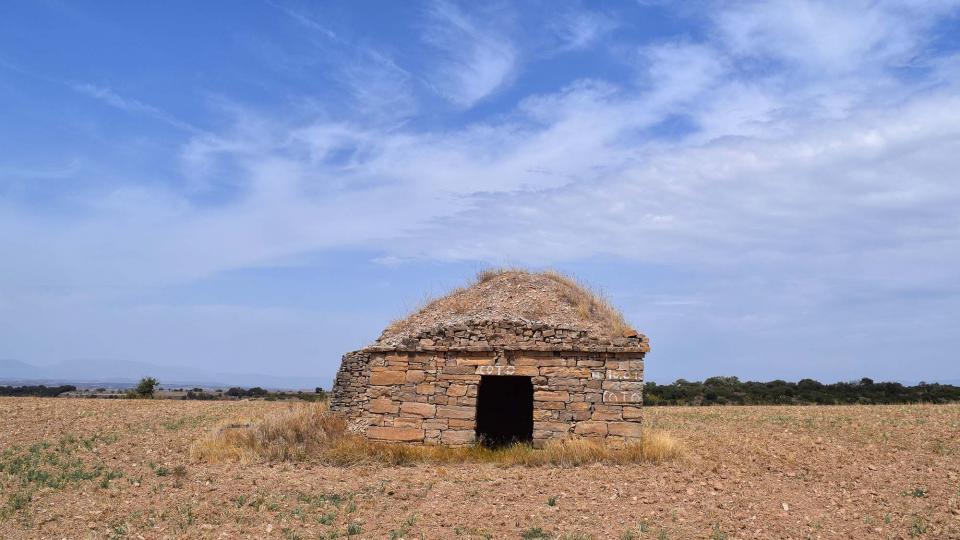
[441, 430, 475, 445]
[415, 383, 436, 395]
[607, 421, 643, 438]
[436, 405, 475, 419]
[423, 418, 448, 429]
[535, 421, 571, 432]
[602, 380, 645, 391]
[447, 384, 468, 397]
[370, 371, 406, 386]
[573, 421, 608, 436]
[367, 427, 424, 442]
[393, 417, 423, 428]
[534, 390, 569, 402]
[455, 357, 495, 366]
[368, 398, 398, 414]
[448, 418, 475, 429]
[400, 402, 436, 417]
[591, 408, 622, 421]
[442, 365, 476, 375]
[406, 370, 426, 383]
[541, 367, 590, 378]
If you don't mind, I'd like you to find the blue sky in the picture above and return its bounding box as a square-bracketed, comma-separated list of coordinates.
[1, 0, 960, 387]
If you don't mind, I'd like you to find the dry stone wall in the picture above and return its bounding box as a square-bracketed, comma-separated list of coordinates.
[329, 350, 370, 422]
[375, 319, 648, 352]
[330, 322, 646, 446]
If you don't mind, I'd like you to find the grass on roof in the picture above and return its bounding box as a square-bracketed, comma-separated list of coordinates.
[384, 268, 633, 338]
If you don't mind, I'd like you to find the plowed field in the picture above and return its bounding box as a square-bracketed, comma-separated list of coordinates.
[1, 398, 958, 539]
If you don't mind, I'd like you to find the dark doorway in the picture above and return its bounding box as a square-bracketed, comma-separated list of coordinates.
[475, 376, 534, 447]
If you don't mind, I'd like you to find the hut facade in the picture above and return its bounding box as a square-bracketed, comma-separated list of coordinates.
[330, 270, 648, 447]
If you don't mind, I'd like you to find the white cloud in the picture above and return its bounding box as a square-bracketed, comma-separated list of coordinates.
[420, 1, 518, 108]
[3, 0, 960, 380]
[716, 0, 959, 74]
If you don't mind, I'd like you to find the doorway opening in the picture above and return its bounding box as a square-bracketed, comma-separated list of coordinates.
[475, 375, 533, 447]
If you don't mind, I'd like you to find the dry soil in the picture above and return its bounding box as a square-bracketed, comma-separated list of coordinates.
[1, 398, 958, 539]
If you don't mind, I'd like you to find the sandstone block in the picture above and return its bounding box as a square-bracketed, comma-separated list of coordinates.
[574, 421, 608, 436]
[400, 402, 436, 417]
[423, 419, 448, 429]
[541, 367, 590, 378]
[406, 370, 426, 383]
[393, 417, 423, 428]
[534, 390, 569, 402]
[415, 383, 436, 395]
[591, 408, 622, 421]
[607, 421, 643, 438]
[533, 409, 555, 421]
[437, 405, 475, 419]
[539, 401, 566, 410]
[515, 356, 565, 367]
[455, 357, 495, 366]
[367, 427, 424, 442]
[368, 398, 398, 414]
[370, 371, 406, 386]
[442, 365, 476, 375]
[535, 421, 571, 433]
[602, 380, 645, 391]
[447, 384, 468, 397]
[622, 406, 643, 419]
[441, 430, 475, 445]
[438, 374, 481, 383]
[448, 418, 475, 429]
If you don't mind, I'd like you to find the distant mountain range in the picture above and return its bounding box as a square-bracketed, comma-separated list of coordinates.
[0, 358, 328, 390]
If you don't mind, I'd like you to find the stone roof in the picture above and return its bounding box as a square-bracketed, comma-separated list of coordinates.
[372, 270, 648, 351]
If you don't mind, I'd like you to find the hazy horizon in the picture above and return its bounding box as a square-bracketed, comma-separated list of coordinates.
[2, 1, 960, 386]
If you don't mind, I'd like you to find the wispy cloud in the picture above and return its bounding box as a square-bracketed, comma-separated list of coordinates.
[551, 9, 617, 51]
[73, 83, 200, 133]
[421, 1, 518, 108]
[264, 2, 420, 121]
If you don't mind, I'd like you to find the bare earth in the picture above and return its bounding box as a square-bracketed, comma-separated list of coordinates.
[1, 398, 958, 539]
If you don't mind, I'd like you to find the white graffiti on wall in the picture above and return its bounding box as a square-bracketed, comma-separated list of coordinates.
[606, 370, 643, 381]
[476, 365, 517, 376]
[603, 391, 643, 403]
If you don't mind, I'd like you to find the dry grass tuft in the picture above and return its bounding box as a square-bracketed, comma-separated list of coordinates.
[189, 402, 348, 463]
[191, 402, 682, 467]
[540, 270, 631, 334]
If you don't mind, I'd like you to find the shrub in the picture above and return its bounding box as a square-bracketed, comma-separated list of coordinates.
[130, 377, 158, 399]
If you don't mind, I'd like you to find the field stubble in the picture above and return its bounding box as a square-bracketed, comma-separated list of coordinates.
[0, 398, 958, 539]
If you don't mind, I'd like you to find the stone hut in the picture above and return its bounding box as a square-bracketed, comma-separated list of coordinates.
[330, 270, 648, 447]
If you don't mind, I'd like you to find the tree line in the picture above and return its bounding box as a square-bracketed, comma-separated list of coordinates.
[643, 377, 960, 406]
[0, 384, 77, 397]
